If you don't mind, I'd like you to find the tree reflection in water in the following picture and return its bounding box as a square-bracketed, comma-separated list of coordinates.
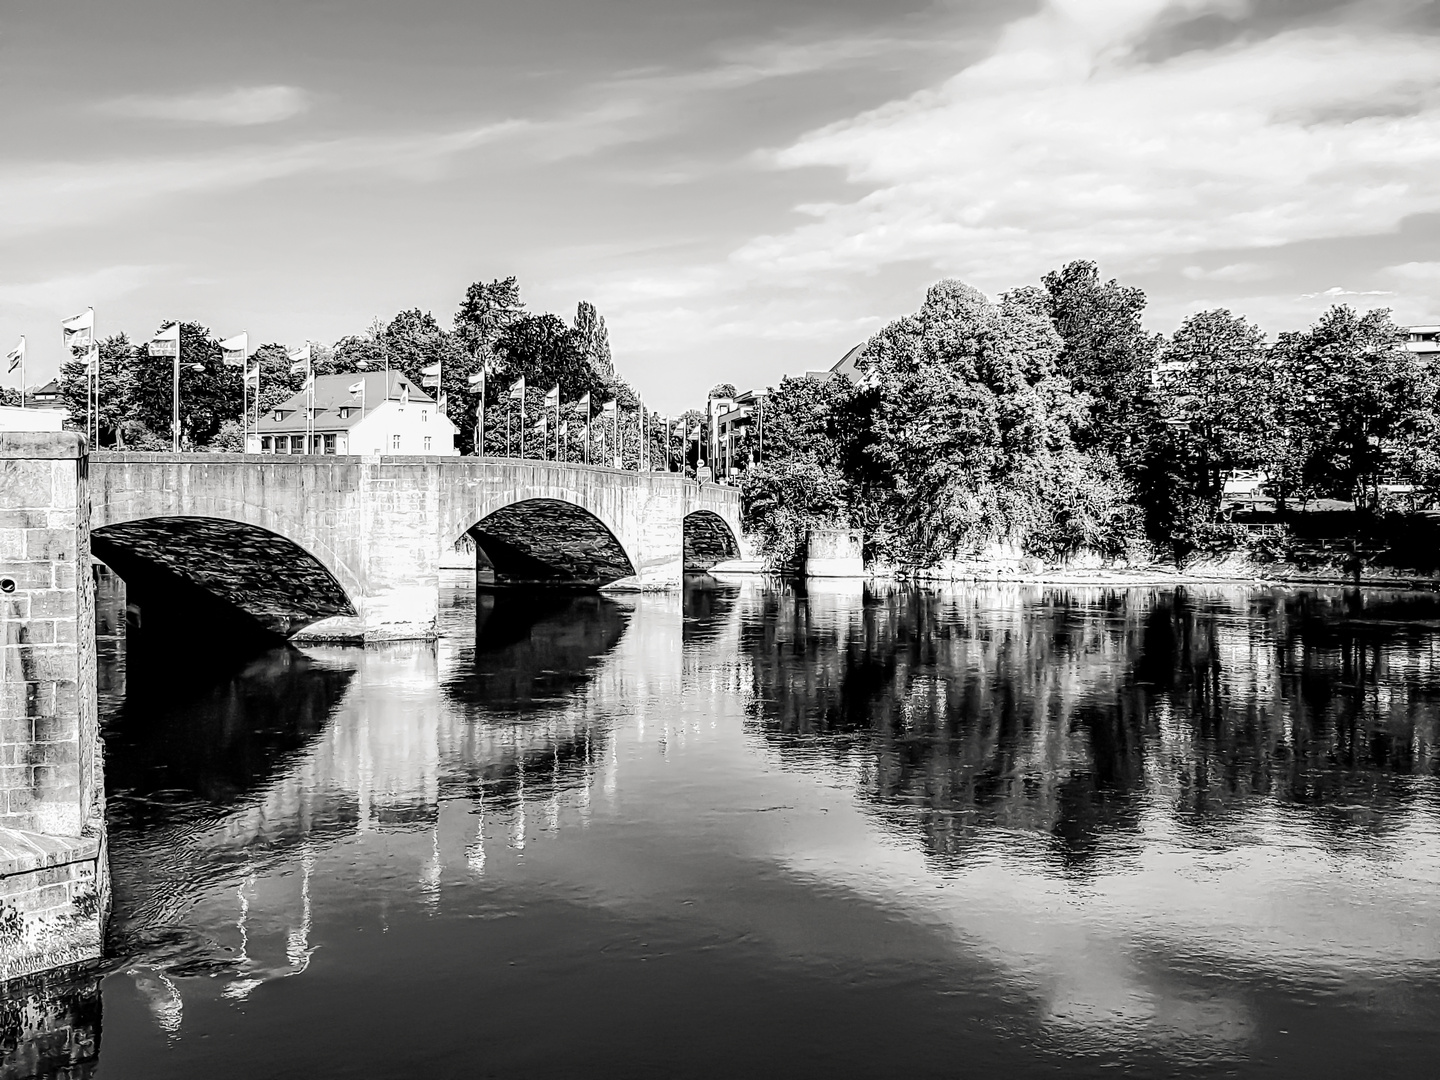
[741, 582, 1440, 874]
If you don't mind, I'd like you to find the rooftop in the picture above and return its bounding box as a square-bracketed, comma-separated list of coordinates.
[256, 370, 435, 434]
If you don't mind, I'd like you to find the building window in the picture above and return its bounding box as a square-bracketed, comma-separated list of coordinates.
[424, 436, 432, 452]
[273, 410, 282, 422]
[324, 434, 336, 454]
[392, 434, 401, 451]
[421, 409, 428, 423]
[261, 436, 272, 453]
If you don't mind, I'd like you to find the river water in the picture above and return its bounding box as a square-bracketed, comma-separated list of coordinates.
[8, 574, 1440, 1077]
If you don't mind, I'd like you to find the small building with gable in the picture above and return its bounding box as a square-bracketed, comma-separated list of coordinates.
[250, 371, 459, 455]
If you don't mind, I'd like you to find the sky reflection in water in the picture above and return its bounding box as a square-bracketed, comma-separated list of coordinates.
[18, 575, 1440, 1078]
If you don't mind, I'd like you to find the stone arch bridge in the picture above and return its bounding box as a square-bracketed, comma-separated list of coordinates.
[89, 453, 745, 643]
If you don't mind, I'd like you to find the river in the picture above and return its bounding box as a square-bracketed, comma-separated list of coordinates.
[4, 573, 1439, 1078]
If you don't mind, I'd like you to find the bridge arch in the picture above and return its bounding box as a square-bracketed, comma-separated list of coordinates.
[684, 510, 742, 572]
[460, 498, 637, 587]
[91, 516, 358, 645]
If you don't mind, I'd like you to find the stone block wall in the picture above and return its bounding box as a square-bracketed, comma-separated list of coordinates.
[0, 433, 105, 984]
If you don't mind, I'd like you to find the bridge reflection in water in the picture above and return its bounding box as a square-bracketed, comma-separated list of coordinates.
[5, 578, 1440, 1078]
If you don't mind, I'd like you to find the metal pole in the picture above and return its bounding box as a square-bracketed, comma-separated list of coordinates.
[172, 344, 180, 452]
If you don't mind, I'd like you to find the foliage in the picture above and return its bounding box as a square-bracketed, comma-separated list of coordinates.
[707, 382, 737, 400]
[859, 280, 1131, 564]
[208, 419, 246, 452]
[0, 387, 18, 407]
[1266, 306, 1421, 511]
[573, 301, 613, 375]
[1040, 260, 1159, 461]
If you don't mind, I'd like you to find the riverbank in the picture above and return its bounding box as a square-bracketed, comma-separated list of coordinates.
[711, 557, 1440, 590]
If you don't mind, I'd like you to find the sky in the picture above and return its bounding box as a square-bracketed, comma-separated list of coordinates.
[4, 0, 1440, 412]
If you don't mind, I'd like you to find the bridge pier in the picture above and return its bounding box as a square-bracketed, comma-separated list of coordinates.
[0, 434, 106, 982]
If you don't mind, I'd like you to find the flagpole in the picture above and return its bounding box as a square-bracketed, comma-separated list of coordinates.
[172, 332, 180, 452]
[479, 371, 486, 457]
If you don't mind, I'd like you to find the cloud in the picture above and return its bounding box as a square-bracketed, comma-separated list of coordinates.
[0, 264, 161, 311]
[1383, 260, 1440, 283]
[97, 85, 312, 126]
[730, 0, 1440, 289]
[0, 121, 529, 238]
[1181, 262, 1275, 282]
[1298, 285, 1395, 299]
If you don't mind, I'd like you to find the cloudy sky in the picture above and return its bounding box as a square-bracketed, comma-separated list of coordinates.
[4, 0, 1440, 410]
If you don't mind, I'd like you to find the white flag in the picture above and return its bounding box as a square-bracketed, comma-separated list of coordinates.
[85, 344, 99, 373]
[5, 337, 23, 374]
[147, 322, 180, 358]
[466, 371, 484, 387]
[347, 380, 365, 394]
[577, 391, 591, 414]
[286, 344, 310, 373]
[544, 384, 559, 407]
[220, 332, 248, 368]
[61, 308, 94, 350]
[508, 377, 525, 401]
[601, 399, 617, 416]
[244, 365, 260, 385]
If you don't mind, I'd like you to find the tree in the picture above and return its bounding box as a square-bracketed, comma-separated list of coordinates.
[454, 276, 525, 360]
[1136, 309, 1271, 551]
[859, 279, 1131, 564]
[708, 382, 737, 400]
[57, 333, 140, 446]
[1040, 261, 1160, 458]
[1269, 305, 1420, 512]
[573, 301, 613, 376]
[126, 322, 240, 449]
[0, 387, 18, 407]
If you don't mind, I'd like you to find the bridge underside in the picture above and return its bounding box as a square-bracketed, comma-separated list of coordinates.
[469, 499, 636, 587]
[91, 517, 356, 652]
[684, 510, 742, 572]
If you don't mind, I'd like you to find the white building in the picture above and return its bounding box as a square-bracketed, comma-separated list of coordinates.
[1404, 325, 1440, 356]
[250, 371, 459, 455]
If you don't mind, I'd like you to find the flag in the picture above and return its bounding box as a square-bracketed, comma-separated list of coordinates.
[347, 380, 365, 394]
[220, 332, 248, 368]
[421, 361, 441, 388]
[559, 420, 569, 438]
[577, 391, 591, 415]
[286, 344, 310, 373]
[507, 377, 525, 401]
[244, 365, 260, 385]
[437, 391, 448, 414]
[467, 371, 484, 387]
[147, 322, 180, 358]
[6, 337, 24, 374]
[61, 309, 94, 350]
[601, 399, 617, 417]
[302, 374, 314, 391]
[544, 384, 559, 408]
[85, 344, 99, 373]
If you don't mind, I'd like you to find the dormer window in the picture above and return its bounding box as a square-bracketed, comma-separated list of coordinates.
[273, 409, 282, 422]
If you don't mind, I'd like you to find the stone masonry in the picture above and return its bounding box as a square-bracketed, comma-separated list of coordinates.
[0, 433, 105, 983]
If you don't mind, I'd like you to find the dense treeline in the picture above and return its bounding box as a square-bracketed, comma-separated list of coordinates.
[742, 263, 1435, 570]
[57, 279, 671, 462]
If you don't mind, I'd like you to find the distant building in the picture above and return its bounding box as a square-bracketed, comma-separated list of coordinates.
[1404, 325, 1440, 356]
[252, 371, 458, 455]
[707, 388, 768, 481]
[806, 343, 865, 383]
[26, 380, 66, 412]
